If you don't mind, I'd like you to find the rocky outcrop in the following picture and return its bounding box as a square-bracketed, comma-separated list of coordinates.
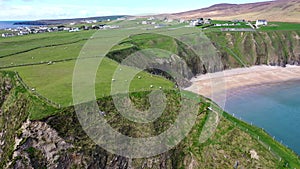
[206, 30, 300, 69]
[9, 121, 73, 169]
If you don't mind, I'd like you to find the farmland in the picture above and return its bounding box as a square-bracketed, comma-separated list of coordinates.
[258, 22, 300, 31]
[1, 19, 299, 107]
[0, 23, 202, 107]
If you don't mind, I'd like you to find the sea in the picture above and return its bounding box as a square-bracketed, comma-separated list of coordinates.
[224, 80, 300, 155]
[0, 21, 32, 30]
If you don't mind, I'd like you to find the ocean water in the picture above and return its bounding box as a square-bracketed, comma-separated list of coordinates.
[0, 21, 28, 29]
[224, 80, 300, 155]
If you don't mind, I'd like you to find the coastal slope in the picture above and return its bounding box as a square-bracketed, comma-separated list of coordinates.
[1, 72, 299, 168]
[169, 0, 300, 22]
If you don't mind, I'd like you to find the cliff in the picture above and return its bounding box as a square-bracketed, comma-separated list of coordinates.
[0, 72, 299, 168]
[206, 30, 300, 69]
[106, 30, 300, 83]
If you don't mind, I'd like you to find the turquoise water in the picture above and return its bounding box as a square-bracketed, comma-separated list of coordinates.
[224, 80, 300, 155]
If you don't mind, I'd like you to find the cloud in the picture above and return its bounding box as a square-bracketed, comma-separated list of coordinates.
[0, 1, 187, 20]
[0, 4, 134, 20]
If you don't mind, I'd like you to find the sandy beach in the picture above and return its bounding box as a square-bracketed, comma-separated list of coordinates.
[185, 65, 300, 106]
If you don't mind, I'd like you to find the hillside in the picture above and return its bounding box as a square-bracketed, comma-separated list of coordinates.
[0, 72, 299, 168]
[205, 30, 300, 68]
[169, 0, 300, 23]
[1, 19, 300, 168]
[14, 15, 127, 26]
[107, 30, 300, 74]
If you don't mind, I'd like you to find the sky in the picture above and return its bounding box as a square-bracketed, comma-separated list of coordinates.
[0, 0, 270, 20]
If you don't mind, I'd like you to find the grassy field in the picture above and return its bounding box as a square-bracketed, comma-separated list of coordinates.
[198, 20, 252, 31]
[0, 30, 95, 58]
[0, 41, 85, 67]
[1, 21, 299, 108]
[258, 22, 300, 31]
[0, 25, 202, 107]
[201, 20, 300, 32]
[7, 58, 174, 107]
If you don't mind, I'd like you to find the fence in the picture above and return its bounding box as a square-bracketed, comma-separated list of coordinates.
[14, 71, 61, 108]
[207, 103, 294, 164]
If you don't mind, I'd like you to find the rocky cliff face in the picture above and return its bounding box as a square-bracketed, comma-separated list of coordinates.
[206, 30, 300, 69]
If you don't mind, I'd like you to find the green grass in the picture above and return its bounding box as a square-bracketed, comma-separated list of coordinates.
[0, 26, 203, 107]
[0, 30, 95, 58]
[182, 98, 300, 168]
[110, 43, 134, 51]
[6, 58, 174, 107]
[222, 111, 300, 168]
[200, 20, 252, 30]
[126, 33, 179, 53]
[203, 21, 300, 32]
[211, 20, 232, 24]
[258, 22, 300, 31]
[0, 41, 85, 67]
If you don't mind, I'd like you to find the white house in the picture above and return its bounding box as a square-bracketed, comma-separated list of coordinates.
[190, 20, 200, 26]
[256, 20, 268, 27]
[69, 28, 80, 32]
[63, 27, 71, 31]
[141, 21, 149, 25]
[190, 18, 204, 27]
[17, 31, 29, 36]
[147, 17, 155, 21]
[1, 33, 14, 38]
[179, 19, 185, 23]
[117, 17, 126, 21]
[204, 18, 212, 24]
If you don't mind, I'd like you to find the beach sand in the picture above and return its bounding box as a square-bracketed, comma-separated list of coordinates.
[185, 65, 300, 107]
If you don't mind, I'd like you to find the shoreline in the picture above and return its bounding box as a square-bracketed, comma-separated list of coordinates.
[185, 65, 300, 103]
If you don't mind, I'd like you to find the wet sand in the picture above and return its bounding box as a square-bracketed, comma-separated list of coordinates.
[185, 65, 300, 101]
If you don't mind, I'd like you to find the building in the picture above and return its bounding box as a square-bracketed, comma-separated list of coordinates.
[147, 17, 155, 21]
[256, 20, 268, 26]
[154, 24, 166, 29]
[190, 19, 203, 26]
[1, 33, 15, 38]
[17, 31, 29, 36]
[141, 21, 149, 25]
[117, 17, 126, 21]
[63, 27, 71, 31]
[232, 19, 246, 23]
[180, 19, 186, 23]
[69, 28, 80, 32]
[190, 18, 211, 26]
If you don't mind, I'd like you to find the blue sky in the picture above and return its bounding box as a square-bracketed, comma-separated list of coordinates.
[0, 0, 269, 20]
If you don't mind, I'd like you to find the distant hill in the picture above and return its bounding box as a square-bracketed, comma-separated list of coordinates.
[14, 15, 128, 26]
[168, 0, 300, 22]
